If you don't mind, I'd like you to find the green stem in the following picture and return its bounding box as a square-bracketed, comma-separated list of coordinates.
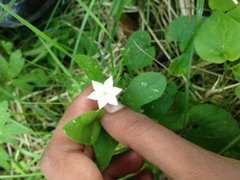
[70, 0, 96, 71]
[184, 0, 205, 125]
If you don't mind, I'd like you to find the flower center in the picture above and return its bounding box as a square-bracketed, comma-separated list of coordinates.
[103, 91, 108, 96]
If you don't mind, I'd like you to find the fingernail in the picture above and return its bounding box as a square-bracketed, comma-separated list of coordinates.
[104, 103, 124, 114]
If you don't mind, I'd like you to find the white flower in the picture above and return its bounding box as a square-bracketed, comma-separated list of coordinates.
[87, 76, 122, 109]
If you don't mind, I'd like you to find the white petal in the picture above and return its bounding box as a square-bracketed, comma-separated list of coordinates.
[98, 99, 108, 109]
[107, 96, 118, 106]
[111, 87, 122, 96]
[104, 76, 113, 88]
[92, 81, 103, 91]
[87, 92, 98, 100]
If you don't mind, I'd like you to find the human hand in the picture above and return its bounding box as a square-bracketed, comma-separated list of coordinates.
[40, 87, 240, 180]
[40, 87, 153, 180]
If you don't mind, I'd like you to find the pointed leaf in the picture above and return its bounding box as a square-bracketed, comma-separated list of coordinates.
[0, 147, 10, 170]
[63, 110, 104, 145]
[9, 50, 25, 79]
[93, 129, 118, 171]
[73, 55, 105, 82]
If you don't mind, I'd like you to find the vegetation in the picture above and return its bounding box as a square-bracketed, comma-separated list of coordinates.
[0, 0, 240, 179]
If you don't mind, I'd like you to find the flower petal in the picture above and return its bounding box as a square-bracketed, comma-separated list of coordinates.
[104, 76, 113, 88]
[107, 96, 118, 106]
[112, 87, 122, 96]
[87, 92, 98, 100]
[98, 99, 108, 109]
[92, 81, 103, 91]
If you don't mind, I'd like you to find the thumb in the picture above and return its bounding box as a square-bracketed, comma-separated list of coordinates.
[100, 105, 222, 178]
[101, 105, 172, 168]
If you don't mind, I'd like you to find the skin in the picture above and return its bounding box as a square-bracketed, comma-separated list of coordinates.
[40, 87, 240, 180]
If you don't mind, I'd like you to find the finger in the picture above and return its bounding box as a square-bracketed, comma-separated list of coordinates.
[130, 169, 153, 180]
[101, 105, 215, 178]
[49, 86, 97, 153]
[102, 150, 144, 180]
[40, 86, 102, 179]
[83, 145, 94, 159]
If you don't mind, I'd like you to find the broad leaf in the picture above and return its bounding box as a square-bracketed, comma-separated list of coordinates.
[156, 91, 193, 132]
[209, 0, 240, 22]
[123, 72, 167, 111]
[194, 11, 240, 63]
[13, 69, 49, 90]
[9, 50, 25, 78]
[124, 30, 155, 70]
[227, 7, 240, 22]
[63, 110, 104, 145]
[0, 40, 13, 53]
[0, 50, 25, 80]
[73, 55, 105, 82]
[143, 82, 178, 118]
[93, 129, 118, 171]
[166, 16, 197, 51]
[184, 104, 240, 152]
[209, 0, 236, 11]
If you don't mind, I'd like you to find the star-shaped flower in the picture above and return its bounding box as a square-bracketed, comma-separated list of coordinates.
[87, 76, 122, 109]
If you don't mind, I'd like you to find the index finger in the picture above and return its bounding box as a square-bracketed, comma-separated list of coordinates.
[49, 86, 97, 152]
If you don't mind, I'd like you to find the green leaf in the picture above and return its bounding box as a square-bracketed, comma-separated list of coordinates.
[169, 51, 192, 76]
[235, 86, 240, 99]
[93, 129, 118, 171]
[63, 110, 104, 145]
[209, 0, 240, 22]
[0, 101, 9, 129]
[227, 7, 240, 22]
[78, 33, 98, 56]
[9, 50, 25, 78]
[124, 30, 155, 70]
[232, 63, 240, 80]
[0, 50, 25, 80]
[0, 146, 10, 170]
[143, 82, 178, 119]
[156, 91, 192, 132]
[0, 40, 13, 53]
[73, 55, 105, 82]
[123, 72, 167, 111]
[0, 101, 30, 144]
[209, 0, 236, 11]
[194, 11, 240, 63]
[184, 104, 240, 152]
[13, 69, 49, 90]
[166, 16, 197, 51]
[3, 122, 30, 136]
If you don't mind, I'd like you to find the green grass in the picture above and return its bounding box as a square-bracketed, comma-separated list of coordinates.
[0, 0, 240, 179]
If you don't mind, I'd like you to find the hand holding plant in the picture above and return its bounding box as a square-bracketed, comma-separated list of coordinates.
[40, 87, 240, 179]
